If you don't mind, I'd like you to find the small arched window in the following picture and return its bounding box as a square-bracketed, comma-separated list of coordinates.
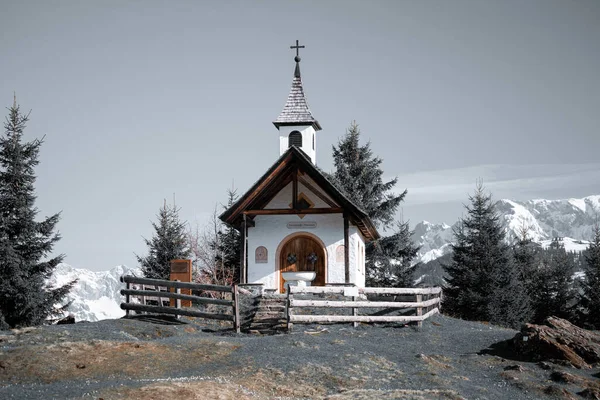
[288, 131, 302, 148]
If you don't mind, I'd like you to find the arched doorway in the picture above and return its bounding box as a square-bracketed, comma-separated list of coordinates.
[277, 233, 326, 293]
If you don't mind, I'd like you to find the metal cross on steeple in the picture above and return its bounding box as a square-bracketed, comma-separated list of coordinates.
[290, 40, 305, 59]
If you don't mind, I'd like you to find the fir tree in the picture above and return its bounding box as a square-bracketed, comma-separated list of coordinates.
[366, 221, 419, 287]
[137, 201, 190, 280]
[512, 226, 542, 298]
[532, 240, 577, 322]
[0, 97, 74, 328]
[443, 183, 531, 328]
[579, 225, 600, 328]
[329, 122, 419, 286]
[212, 189, 241, 284]
[330, 121, 405, 229]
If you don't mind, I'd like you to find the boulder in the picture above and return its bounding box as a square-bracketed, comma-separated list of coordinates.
[513, 316, 600, 369]
[57, 315, 76, 325]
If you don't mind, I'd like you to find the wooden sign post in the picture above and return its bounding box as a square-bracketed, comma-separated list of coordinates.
[170, 259, 192, 307]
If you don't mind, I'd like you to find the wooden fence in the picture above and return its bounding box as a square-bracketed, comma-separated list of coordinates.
[120, 276, 240, 333]
[286, 286, 442, 331]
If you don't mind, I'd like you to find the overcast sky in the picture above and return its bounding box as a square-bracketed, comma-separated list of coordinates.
[1, 0, 599, 271]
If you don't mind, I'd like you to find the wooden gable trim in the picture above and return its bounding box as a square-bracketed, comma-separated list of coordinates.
[244, 208, 343, 216]
[224, 153, 293, 221]
[298, 175, 339, 208]
[220, 147, 380, 241]
[292, 169, 298, 209]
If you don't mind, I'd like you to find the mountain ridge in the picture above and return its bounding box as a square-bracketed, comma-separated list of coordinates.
[412, 194, 600, 265]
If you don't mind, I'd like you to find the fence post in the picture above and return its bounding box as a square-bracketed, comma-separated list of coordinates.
[176, 280, 181, 319]
[125, 281, 130, 317]
[233, 284, 241, 333]
[287, 287, 294, 332]
[352, 295, 358, 328]
[416, 294, 423, 328]
[141, 285, 147, 313]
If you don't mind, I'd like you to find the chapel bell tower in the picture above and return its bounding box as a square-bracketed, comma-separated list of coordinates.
[273, 40, 322, 164]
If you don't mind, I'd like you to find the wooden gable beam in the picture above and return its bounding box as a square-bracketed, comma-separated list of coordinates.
[226, 154, 293, 220]
[244, 208, 343, 216]
[292, 168, 298, 209]
[297, 176, 339, 208]
[243, 163, 295, 212]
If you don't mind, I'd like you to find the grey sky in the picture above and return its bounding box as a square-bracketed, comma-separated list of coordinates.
[1, 0, 599, 271]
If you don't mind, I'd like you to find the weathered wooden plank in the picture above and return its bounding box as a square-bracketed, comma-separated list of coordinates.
[290, 313, 426, 323]
[297, 176, 339, 208]
[416, 294, 423, 328]
[352, 295, 358, 328]
[289, 308, 439, 324]
[243, 208, 343, 215]
[288, 286, 346, 294]
[422, 308, 439, 320]
[176, 286, 181, 319]
[233, 285, 241, 334]
[288, 286, 442, 295]
[289, 298, 440, 309]
[120, 289, 233, 306]
[360, 287, 442, 295]
[287, 290, 294, 332]
[120, 276, 232, 293]
[120, 303, 234, 321]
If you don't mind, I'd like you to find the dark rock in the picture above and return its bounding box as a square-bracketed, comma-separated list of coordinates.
[550, 371, 578, 383]
[75, 363, 86, 369]
[544, 385, 576, 399]
[537, 361, 553, 370]
[513, 317, 600, 369]
[57, 315, 76, 325]
[503, 364, 525, 372]
[578, 388, 600, 400]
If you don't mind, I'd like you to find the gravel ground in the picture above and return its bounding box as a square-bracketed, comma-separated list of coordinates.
[1, 314, 598, 399]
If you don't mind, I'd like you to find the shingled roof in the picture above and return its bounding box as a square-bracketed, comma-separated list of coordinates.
[273, 62, 322, 131]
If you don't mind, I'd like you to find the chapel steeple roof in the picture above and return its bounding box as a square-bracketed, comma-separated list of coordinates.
[273, 40, 322, 131]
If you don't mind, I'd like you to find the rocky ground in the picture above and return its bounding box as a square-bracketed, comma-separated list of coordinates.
[0, 314, 599, 399]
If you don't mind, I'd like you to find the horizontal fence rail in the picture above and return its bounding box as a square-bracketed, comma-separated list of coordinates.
[286, 286, 442, 331]
[121, 275, 233, 293]
[119, 275, 240, 333]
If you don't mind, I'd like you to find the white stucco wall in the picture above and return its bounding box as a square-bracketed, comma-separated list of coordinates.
[278, 125, 317, 164]
[349, 227, 366, 288]
[247, 214, 366, 291]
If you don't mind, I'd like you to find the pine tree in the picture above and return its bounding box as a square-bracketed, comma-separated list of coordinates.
[532, 240, 577, 322]
[212, 189, 241, 284]
[0, 97, 74, 328]
[329, 122, 419, 286]
[366, 221, 419, 287]
[443, 183, 531, 328]
[330, 121, 405, 229]
[579, 225, 600, 328]
[137, 201, 190, 280]
[512, 227, 542, 298]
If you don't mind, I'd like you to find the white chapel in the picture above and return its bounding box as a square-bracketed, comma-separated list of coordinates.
[220, 41, 379, 293]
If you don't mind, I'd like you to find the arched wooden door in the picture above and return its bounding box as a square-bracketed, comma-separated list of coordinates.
[279, 235, 326, 293]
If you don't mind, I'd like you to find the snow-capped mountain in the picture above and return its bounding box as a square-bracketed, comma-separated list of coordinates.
[47, 264, 141, 322]
[412, 195, 600, 264]
[412, 221, 454, 263]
